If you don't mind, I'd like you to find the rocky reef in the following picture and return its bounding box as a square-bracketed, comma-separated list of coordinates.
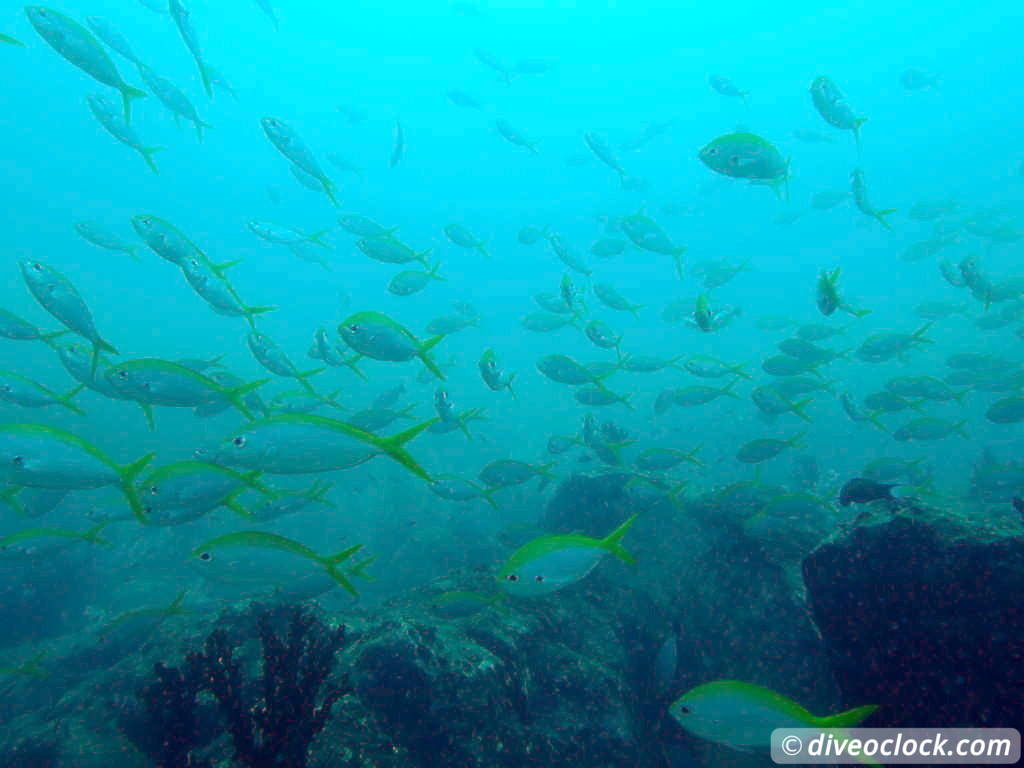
[3, 475, 1019, 766]
[804, 498, 1024, 730]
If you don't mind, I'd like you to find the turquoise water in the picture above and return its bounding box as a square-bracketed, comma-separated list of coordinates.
[1, 0, 1023, 763]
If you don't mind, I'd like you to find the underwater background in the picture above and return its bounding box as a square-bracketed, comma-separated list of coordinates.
[2, 0, 1024, 765]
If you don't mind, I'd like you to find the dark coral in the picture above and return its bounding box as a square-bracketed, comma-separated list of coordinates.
[118, 603, 349, 768]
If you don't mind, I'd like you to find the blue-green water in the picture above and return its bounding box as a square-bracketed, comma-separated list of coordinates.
[1, 0, 1023, 764]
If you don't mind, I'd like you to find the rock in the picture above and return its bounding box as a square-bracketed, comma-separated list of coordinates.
[804, 501, 1024, 728]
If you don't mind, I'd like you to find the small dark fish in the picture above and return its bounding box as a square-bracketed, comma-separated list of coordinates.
[839, 477, 896, 506]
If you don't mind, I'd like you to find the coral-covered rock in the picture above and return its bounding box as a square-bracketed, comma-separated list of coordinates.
[804, 501, 1024, 728]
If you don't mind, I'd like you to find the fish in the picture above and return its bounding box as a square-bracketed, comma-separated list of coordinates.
[0, 370, 85, 415]
[674, 381, 739, 407]
[192, 532, 364, 597]
[430, 474, 501, 506]
[388, 263, 446, 296]
[708, 74, 749, 101]
[198, 414, 435, 480]
[137, 64, 211, 141]
[546, 233, 592, 275]
[809, 76, 867, 144]
[495, 119, 538, 153]
[497, 514, 638, 597]
[698, 132, 789, 199]
[25, 6, 146, 122]
[86, 93, 162, 173]
[19, 260, 117, 374]
[669, 680, 878, 751]
[248, 220, 330, 247]
[249, 481, 335, 523]
[389, 118, 404, 168]
[838, 477, 897, 506]
[169, 0, 213, 98]
[138, 460, 276, 523]
[0, 423, 152, 521]
[619, 212, 686, 278]
[590, 238, 627, 259]
[105, 358, 266, 420]
[0, 522, 109, 554]
[893, 418, 968, 442]
[347, 405, 416, 433]
[339, 311, 445, 379]
[735, 433, 804, 464]
[636, 446, 703, 472]
[85, 16, 143, 66]
[0, 310, 65, 345]
[593, 282, 643, 317]
[74, 221, 141, 261]
[850, 169, 896, 230]
[247, 331, 323, 395]
[479, 348, 516, 397]
[261, 117, 338, 206]
[536, 354, 606, 386]
[583, 131, 627, 183]
[584, 320, 621, 350]
[357, 236, 429, 265]
[179, 256, 276, 326]
[337, 215, 396, 238]
[444, 224, 490, 258]
[474, 48, 512, 84]
[446, 89, 482, 109]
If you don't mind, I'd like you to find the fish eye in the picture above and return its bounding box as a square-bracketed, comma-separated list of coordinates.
[232, 436, 247, 448]
[143, 506, 152, 515]
[116, 370, 128, 379]
[32, 263, 43, 272]
[506, 573, 519, 582]
[534, 575, 544, 582]
[677, 705, 691, 715]
[148, 486, 159, 495]
[347, 324, 360, 333]
[707, 147, 718, 155]
[12, 456, 24, 467]
[198, 552, 212, 561]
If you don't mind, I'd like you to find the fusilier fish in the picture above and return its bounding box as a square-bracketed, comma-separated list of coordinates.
[86, 93, 161, 173]
[261, 117, 338, 206]
[0, 309, 66, 345]
[479, 348, 516, 396]
[74, 221, 141, 261]
[619, 212, 686, 278]
[357, 237, 429, 265]
[26, 6, 146, 121]
[169, 0, 213, 98]
[20, 260, 117, 374]
[0, 423, 152, 521]
[495, 119, 538, 153]
[498, 515, 637, 597]
[850, 168, 896, 231]
[444, 224, 490, 259]
[199, 414, 434, 480]
[594, 282, 643, 317]
[735, 433, 804, 464]
[388, 263, 445, 296]
[247, 331, 322, 394]
[809, 76, 867, 144]
[0, 370, 84, 415]
[338, 312, 445, 379]
[698, 132, 789, 199]
[137, 64, 211, 141]
[669, 680, 877, 751]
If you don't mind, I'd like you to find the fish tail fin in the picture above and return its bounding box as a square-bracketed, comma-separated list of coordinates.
[673, 252, 685, 280]
[120, 85, 147, 124]
[90, 341, 115, 378]
[138, 403, 155, 430]
[868, 413, 889, 433]
[198, 63, 214, 99]
[481, 488, 500, 508]
[428, 261, 447, 281]
[853, 117, 869, 147]
[506, 374, 518, 400]
[224, 378, 269, 420]
[323, 544, 362, 597]
[195, 119, 212, 142]
[875, 208, 897, 230]
[629, 304, 644, 319]
[59, 383, 87, 415]
[347, 554, 378, 582]
[955, 420, 970, 439]
[118, 452, 156, 523]
[816, 704, 879, 728]
[139, 146, 162, 175]
[307, 480, 336, 506]
[84, 519, 112, 545]
[731, 362, 753, 380]
[344, 355, 368, 380]
[296, 367, 325, 395]
[369, 419, 436, 481]
[793, 398, 814, 423]
[913, 321, 934, 342]
[243, 304, 277, 326]
[308, 229, 332, 247]
[601, 513, 639, 565]
[322, 179, 340, 208]
[38, 330, 70, 348]
[167, 588, 190, 614]
[476, 244, 491, 260]
[0, 486, 25, 517]
[418, 335, 446, 380]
